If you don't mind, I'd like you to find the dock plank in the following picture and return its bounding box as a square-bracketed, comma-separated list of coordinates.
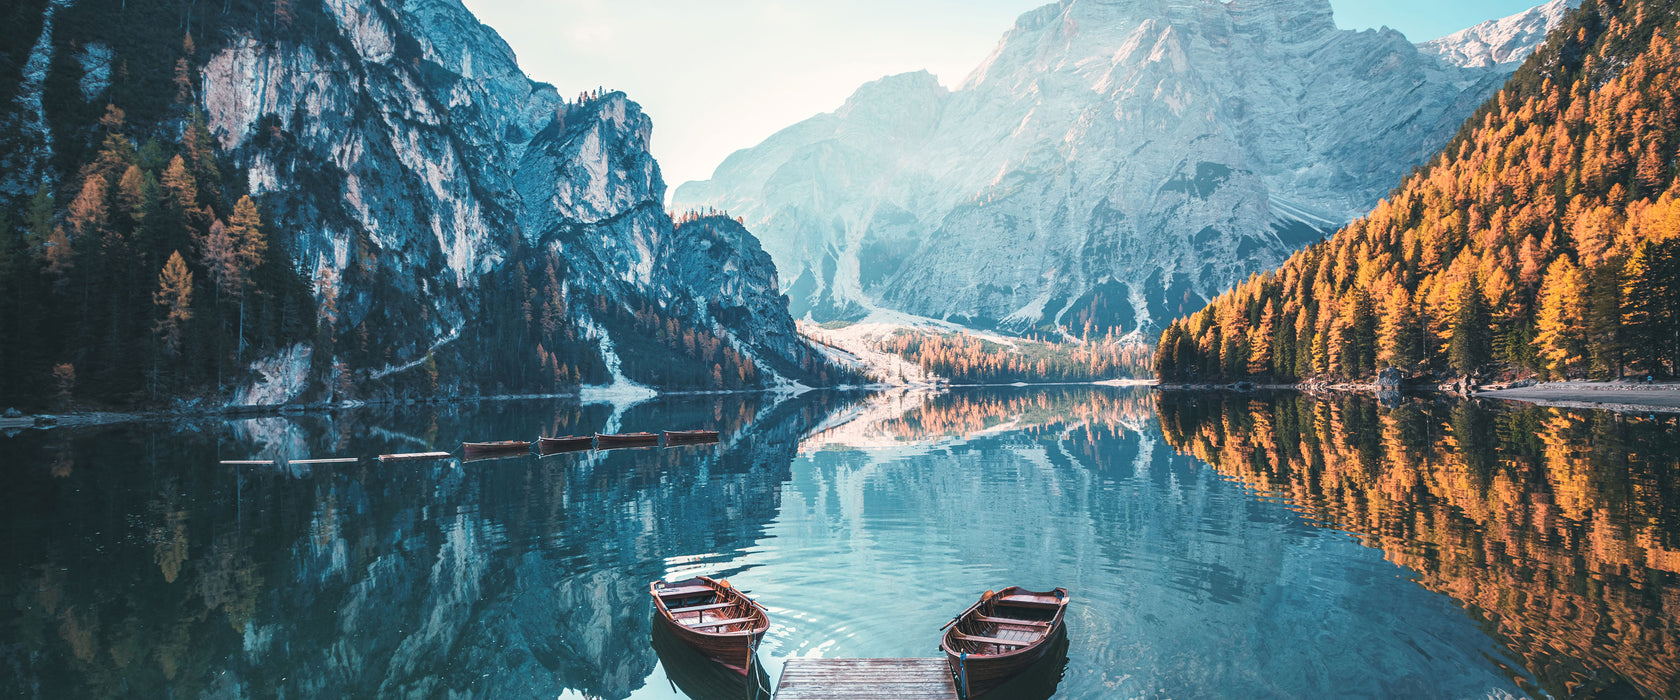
[775, 658, 956, 699]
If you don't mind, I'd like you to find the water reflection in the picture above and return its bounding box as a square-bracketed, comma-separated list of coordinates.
[1156, 391, 1680, 698]
[4, 386, 1673, 699]
[0, 392, 839, 699]
[649, 623, 771, 700]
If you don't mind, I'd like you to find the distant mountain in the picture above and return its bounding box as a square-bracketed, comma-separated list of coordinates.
[1155, 0, 1680, 384]
[0, 0, 848, 409]
[674, 0, 1568, 338]
[1421, 0, 1581, 68]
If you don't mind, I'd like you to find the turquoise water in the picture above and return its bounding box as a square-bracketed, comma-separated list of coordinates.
[2, 387, 1674, 698]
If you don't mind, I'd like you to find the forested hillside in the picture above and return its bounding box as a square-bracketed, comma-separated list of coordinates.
[0, 102, 315, 408]
[0, 0, 853, 411]
[1156, 0, 1680, 383]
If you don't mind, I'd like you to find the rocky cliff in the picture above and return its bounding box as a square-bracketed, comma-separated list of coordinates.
[0, 0, 842, 408]
[674, 0, 1571, 337]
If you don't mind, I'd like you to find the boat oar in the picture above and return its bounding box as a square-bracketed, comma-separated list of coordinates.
[939, 592, 993, 631]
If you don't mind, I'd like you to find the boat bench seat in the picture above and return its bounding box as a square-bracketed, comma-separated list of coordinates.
[997, 594, 1063, 608]
[955, 632, 1033, 647]
[978, 615, 1050, 628]
[669, 602, 735, 614]
[684, 616, 757, 629]
[656, 585, 715, 598]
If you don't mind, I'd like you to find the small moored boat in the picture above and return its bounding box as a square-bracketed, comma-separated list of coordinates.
[662, 429, 720, 445]
[650, 576, 769, 675]
[595, 431, 659, 448]
[941, 586, 1070, 698]
[537, 435, 594, 454]
[461, 440, 530, 456]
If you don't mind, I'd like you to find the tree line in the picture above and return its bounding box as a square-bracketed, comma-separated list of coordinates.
[876, 328, 1153, 384]
[1156, 0, 1680, 384]
[0, 103, 313, 410]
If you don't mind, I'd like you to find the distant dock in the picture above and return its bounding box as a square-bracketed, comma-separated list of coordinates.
[774, 658, 957, 699]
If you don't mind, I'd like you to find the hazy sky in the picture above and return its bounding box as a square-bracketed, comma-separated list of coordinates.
[459, 0, 1554, 192]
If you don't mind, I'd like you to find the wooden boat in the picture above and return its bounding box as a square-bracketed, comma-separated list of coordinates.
[595, 431, 659, 448]
[650, 619, 771, 700]
[537, 435, 594, 454]
[941, 586, 1070, 698]
[650, 576, 770, 675]
[662, 429, 720, 445]
[461, 440, 530, 456]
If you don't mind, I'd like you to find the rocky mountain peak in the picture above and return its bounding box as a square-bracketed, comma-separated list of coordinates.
[1420, 0, 1581, 68]
[673, 0, 1571, 337]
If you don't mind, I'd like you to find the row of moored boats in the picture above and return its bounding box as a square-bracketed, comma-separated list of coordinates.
[462, 430, 719, 458]
[650, 575, 1070, 698]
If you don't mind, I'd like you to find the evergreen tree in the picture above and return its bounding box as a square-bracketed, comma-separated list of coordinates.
[1585, 261, 1625, 378]
[1448, 277, 1491, 376]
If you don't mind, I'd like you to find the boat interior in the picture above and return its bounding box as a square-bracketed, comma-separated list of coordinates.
[950, 591, 1063, 655]
[657, 582, 761, 634]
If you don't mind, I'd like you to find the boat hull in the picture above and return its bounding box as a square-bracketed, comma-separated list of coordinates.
[650, 622, 770, 699]
[662, 430, 720, 445]
[650, 576, 769, 675]
[596, 432, 659, 449]
[653, 610, 765, 675]
[941, 586, 1070, 698]
[946, 626, 1063, 697]
[537, 436, 593, 454]
[462, 441, 530, 459]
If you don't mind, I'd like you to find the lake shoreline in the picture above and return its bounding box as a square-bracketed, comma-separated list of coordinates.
[0, 379, 1169, 434]
[1155, 379, 1680, 414]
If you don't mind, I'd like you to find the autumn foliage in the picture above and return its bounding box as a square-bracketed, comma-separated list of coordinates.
[1157, 0, 1680, 383]
[874, 329, 1153, 384]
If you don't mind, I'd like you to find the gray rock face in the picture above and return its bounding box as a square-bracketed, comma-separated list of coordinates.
[674, 0, 1566, 336]
[188, 0, 822, 389]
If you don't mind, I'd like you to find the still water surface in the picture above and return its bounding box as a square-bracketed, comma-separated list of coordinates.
[2, 387, 1676, 698]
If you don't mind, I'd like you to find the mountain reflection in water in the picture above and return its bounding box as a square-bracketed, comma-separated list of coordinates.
[1, 387, 1673, 698]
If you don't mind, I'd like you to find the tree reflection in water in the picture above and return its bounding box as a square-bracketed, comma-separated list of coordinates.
[1157, 391, 1680, 698]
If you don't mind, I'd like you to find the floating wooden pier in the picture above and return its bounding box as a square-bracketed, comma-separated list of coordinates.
[377, 452, 454, 463]
[219, 459, 275, 466]
[774, 658, 957, 699]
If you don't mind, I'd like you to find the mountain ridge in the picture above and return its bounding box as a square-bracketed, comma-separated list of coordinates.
[674, 0, 1570, 338]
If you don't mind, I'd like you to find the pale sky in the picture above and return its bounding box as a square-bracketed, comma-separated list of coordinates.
[459, 0, 1555, 192]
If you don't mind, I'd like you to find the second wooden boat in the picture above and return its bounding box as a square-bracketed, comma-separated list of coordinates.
[537, 435, 594, 454]
[462, 440, 530, 456]
[940, 586, 1070, 698]
[662, 429, 720, 445]
[595, 431, 659, 448]
[650, 576, 769, 675]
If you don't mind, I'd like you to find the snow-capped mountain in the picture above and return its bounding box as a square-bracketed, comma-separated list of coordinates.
[1421, 0, 1580, 68]
[0, 0, 838, 401]
[673, 0, 1571, 336]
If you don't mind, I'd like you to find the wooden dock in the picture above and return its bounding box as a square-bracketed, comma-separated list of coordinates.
[775, 658, 957, 699]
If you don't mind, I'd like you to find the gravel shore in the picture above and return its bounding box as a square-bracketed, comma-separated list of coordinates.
[1478, 380, 1680, 414]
